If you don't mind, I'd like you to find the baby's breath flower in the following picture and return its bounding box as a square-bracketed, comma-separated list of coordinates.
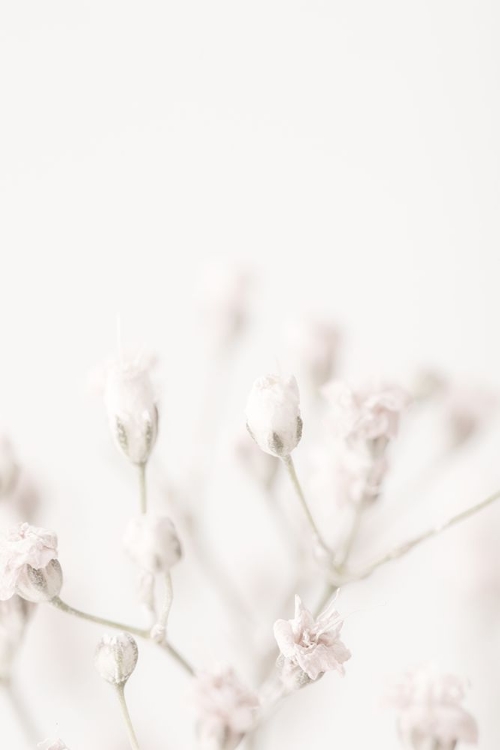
[246, 374, 302, 458]
[0, 523, 60, 602]
[123, 515, 182, 574]
[386, 664, 478, 749]
[95, 632, 138, 686]
[104, 353, 158, 466]
[192, 667, 259, 750]
[273, 595, 351, 683]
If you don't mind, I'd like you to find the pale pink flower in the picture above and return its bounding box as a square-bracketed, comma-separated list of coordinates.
[0, 523, 58, 601]
[104, 352, 158, 465]
[386, 665, 478, 748]
[246, 374, 302, 457]
[0, 595, 34, 680]
[285, 319, 340, 390]
[37, 740, 69, 750]
[192, 667, 259, 750]
[273, 595, 351, 681]
[323, 381, 410, 445]
[123, 515, 182, 574]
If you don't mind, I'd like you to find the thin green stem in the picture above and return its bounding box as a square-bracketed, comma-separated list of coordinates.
[138, 463, 147, 514]
[342, 488, 500, 584]
[50, 596, 195, 676]
[281, 455, 331, 554]
[115, 683, 141, 750]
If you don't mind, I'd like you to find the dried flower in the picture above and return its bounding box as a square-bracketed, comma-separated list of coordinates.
[95, 631, 138, 685]
[104, 353, 158, 465]
[273, 595, 351, 682]
[386, 664, 478, 749]
[286, 319, 340, 390]
[323, 381, 410, 446]
[123, 515, 182, 574]
[0, 595, 34, 681]
[192, 667, 259, 750]
[0, 523, 59, 601]
[37, 740, 70, 750]
[246, 374, 302, 457]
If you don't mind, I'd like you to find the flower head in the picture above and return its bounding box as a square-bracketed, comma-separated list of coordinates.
[123, 515, 182, 574]
[386, 664, 478, 748]
[192, 667, 259, 750]
[273, 595, 351, 682]
[104, 352, 158, 465]
[95, 631, 138, 685]
[323, 381, 410, 445]
[0, 523, 59, 601]
[246, 374, 302, 457]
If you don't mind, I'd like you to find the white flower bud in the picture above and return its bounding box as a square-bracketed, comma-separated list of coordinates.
[104, 356, 158, 465]
[94, 631, 138, 685]
[15, 560, 63, 603]
[245, 374, 302, 457]
[123, 515, 182, 574]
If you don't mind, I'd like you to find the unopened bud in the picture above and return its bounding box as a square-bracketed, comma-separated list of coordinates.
[15, 559, 63, 603]
[123, 515, 182, 574]
[245, 374, 302, 457]
[95, 631, 138, 685]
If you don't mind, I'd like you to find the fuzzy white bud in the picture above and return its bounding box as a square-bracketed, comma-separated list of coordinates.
[123, 515, 182, 574]
[245, 374, 302, 457]
[15, 559, 63, 603]
[94, 631, 138, 685]
[104, 357, 158, 465]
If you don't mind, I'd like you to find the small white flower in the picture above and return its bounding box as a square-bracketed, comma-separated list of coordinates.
[95, 631, 138, 685]
[123, 515, 182, 574]
[245, 374, 302, 457]
[37, 739, 70, 750]
[0, 595, 34, 681]
[322, 381, 410, 445]
[192, 667, 259, 750]
[273, 595, 351, 682]
[386, 664, 478, 748]
[0, 523, 59, 601]
[104, 353, 158, 465]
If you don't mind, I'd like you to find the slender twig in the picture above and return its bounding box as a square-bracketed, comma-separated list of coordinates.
[138, 463, 147, 514]
[115, 683, 141, 750]
[340, 488, 500, 585]
[50, 596, 195, 676]
[281, 455, 331, 554]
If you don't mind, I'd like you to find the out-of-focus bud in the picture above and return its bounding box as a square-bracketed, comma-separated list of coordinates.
[123, 515, 182, 574]
[0, 435, 19, 497]
[411, 368, 448, 402]
[95, 632, 138, 686]
[15, 560, 63, 603]
[0, 595, 34, 682]
[285, 319, 340, 391]
[245, 374, 302, 457]
[104, 355, 158, 465]
[443, 384, 497, 448]
[37, 739, 70, 750]
[233, 432, 280, 491]
[198, 264, 252, 350]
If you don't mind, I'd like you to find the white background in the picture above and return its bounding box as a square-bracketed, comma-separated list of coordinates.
[1, 1, 499, 748]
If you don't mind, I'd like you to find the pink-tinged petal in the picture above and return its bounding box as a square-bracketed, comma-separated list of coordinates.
[273, 620, 296, 658]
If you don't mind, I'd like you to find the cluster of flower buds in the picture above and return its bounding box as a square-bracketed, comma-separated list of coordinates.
[245, 374, 303, 458]
[0, 522, 62, 604]
[385, 664, 478, 749]
[94, 631, 138, 686]
[104, 352, 159, 467]
[192, 666, 259, 750]
[322, 381, 410, 506]
[273, 595, 351, 689]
